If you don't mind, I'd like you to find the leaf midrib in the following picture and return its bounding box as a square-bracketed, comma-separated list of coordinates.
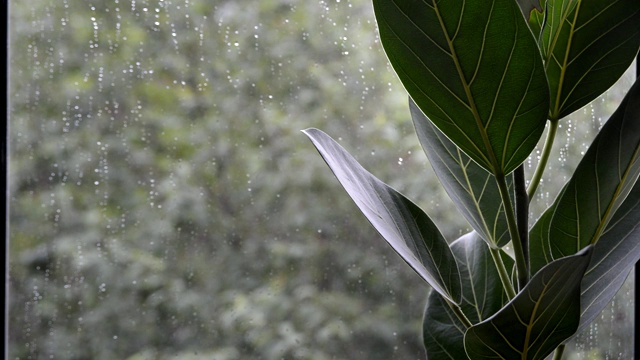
[557, 0, 633, 113]
[549, 0, 582, 120]
[590, 139, 640, 246]
[379, 1, 489, 164]
[372, 179, 461, 302]
[456, 148, 499, 245]
[432, 0, 502, 176]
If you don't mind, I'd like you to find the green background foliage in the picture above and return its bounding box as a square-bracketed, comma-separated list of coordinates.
[8, 0, 635, 358]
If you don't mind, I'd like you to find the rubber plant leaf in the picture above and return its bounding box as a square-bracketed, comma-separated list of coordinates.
[529, 0, 640, 120]
[529, 199, 559, 275]
[303, 128, 462, 304]
[531, 182, 640, 337]
[578, 178, 640, 334]
[410, 99, 513, 248]
[373, 0, 549, 175]
[464, 246, 593, 360]
[423, 232, 512, 359]
[548, 79, 640, 260]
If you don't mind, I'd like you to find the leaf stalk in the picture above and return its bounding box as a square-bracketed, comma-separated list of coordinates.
[496, 174, 529, 290]
[552, 344, 566, 360]
[528, 120, 559, 199]
[445, 298, 473, 329]
[515, 165, 529, 274]
[489, 248, 516, 300]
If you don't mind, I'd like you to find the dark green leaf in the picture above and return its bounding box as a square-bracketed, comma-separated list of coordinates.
[536, 178, 640, 336]
[529, 180, 575, 275]
[373, 0, 549, 175]
[423, 232, 512, 359]
[578, 180, 640, 333]
[529, 0, 640, 120]
[528, 202, 556, 275]
[303, 128, 462, 304]
[464, 246, 593, 360]
[548, 80, 640, 259]
[423, 292, 468, 359]
[410, 99, 513, 248]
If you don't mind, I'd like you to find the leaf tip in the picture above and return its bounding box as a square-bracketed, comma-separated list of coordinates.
[301, 127, 323, 140]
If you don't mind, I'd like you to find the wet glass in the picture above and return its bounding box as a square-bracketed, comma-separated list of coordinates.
[7, 1, 635, 359]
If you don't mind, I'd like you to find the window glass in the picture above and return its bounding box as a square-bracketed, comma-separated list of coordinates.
[8, 1, 635, 359]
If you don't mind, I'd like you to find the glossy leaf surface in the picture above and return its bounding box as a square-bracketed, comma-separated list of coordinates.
[303, 128, 462, 304]
[548, 80, 640, 259]
[410, 99, 513, 248]
[528, 201, 559, 275]
[373, 0, 549, 175]
[529, 0, 640, 120]
[464, 246, 592, 360]
[423, 232, 512, 359]
[578, 180, 640, 334]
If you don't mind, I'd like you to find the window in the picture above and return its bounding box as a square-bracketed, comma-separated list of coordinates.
[7, 1, 636, 358]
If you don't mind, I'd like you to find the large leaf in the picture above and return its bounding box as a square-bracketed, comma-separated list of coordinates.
[464, 246, 593, 360]
[373, 0, 549, 176]
[577, 179, 640, 334]
[548, 79, 640, 259]
[410, 99, 513, 248]
[529, 0, 640, 120]
[423, 232, 512, 359]
[528, 200, 558, 275]
[531, 180, 640, 336]
[527, 142, 640, 336]
[303, 128, 461, 304]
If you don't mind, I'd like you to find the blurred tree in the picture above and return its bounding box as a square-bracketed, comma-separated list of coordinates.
[9, 0, 438, 358]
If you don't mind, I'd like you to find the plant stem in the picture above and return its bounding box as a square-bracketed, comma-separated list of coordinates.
[445, 298, 473, 329]
[527, 120, 559, 199]
[496, 174, 529, 290]
[489, 247, 516, 300]
[514, 165, 529, 274]
[552, 344, 566, 360]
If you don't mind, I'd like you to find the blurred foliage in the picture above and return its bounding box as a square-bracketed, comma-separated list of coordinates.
[7, 0, 634, 359]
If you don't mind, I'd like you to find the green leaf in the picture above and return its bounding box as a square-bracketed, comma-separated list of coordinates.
[528, 201, 557, 275]
[532, 179, 640, 335]
[529, 0, 640, 120]
[517, 118, 640, 335]
[423, 232, 512, 359]
[373, 0, 549, 175]
[303, 128, 462, 304]
[410, 99, 513, 248]
[530, 80, 640, 274]
[578, 180, 640, 334]
[464, 246, 593, 360]
[548, 80, 640, 260]
[423, 292, 468, 359]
